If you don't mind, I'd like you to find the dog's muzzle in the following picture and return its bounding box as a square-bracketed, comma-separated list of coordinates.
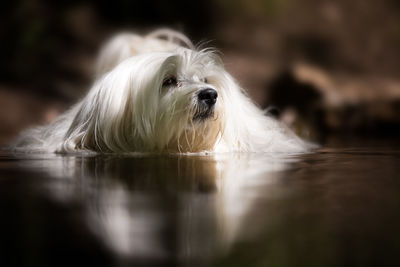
[193, 88, 218, 121]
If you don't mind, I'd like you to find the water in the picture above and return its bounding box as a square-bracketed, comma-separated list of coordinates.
[1, 140, 400, 267]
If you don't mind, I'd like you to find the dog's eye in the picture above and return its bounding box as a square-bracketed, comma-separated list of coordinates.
[203, 78, 208, 84]
[162, 76, 178, 87]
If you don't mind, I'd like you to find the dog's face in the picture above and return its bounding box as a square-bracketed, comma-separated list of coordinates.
[151, 49, 226, 152]
[90, 48, 232, 153]
[161, 71, 217, 122]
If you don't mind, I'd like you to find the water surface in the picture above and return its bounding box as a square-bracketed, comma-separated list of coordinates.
[1, 140, 399, 267]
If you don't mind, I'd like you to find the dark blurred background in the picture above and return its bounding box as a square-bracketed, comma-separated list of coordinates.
[1, 0, 400, 146]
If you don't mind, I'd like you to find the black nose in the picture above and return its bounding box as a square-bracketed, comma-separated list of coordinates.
[198, 88, 218, 106]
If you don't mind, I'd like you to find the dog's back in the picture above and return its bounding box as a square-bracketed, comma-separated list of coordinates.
[95, 29, 194, 77]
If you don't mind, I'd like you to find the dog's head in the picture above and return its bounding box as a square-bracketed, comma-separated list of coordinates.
[74, 48, 242, 153]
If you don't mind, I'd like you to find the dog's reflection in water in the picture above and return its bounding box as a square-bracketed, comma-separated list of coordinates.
[19, 153, 294, 263]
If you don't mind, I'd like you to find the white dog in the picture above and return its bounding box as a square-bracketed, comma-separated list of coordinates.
[12, 29, 310, 154]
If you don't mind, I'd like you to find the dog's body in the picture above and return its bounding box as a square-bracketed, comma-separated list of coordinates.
[12, 30, 310, 154]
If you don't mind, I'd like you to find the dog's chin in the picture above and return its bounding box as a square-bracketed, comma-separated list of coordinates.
[193, 108, 215, 122]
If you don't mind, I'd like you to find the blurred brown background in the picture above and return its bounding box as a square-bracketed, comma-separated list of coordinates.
[1, 0, 400, 146]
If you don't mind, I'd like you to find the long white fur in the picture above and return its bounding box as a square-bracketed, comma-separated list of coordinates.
[12, 30, 310, 154]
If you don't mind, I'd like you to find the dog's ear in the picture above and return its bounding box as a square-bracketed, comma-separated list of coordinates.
[62, 55, 169, 152]
[214, 70, 309, 153]
[212, 71, 260, 151]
